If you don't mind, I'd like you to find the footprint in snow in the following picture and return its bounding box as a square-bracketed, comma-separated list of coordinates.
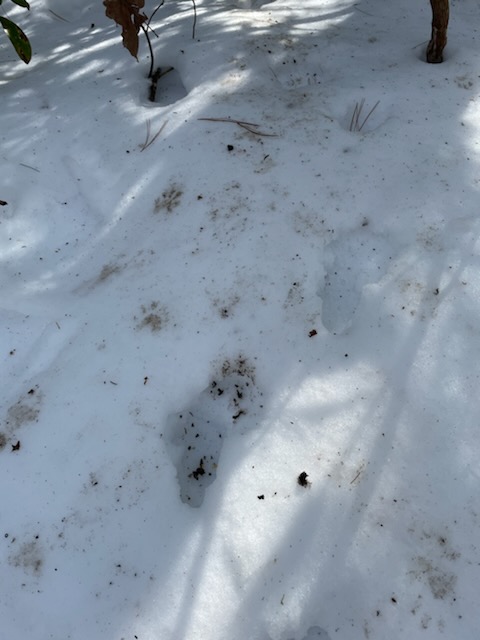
[288, 626, 332, 640]
[319, 227, 393, 334]
[166, 358, 260, 507]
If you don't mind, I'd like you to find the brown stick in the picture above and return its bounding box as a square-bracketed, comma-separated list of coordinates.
[198, 117, 277, 137]
[427, 0, 449, 63]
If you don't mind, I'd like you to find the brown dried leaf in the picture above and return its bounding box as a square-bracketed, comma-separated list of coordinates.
[104, 0, 147, 59]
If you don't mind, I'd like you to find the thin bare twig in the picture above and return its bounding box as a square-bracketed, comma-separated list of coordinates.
[191, 0, 197, 39]
[19, 163, 40, 172]
[350, 470, 361, 485]
[141, 24, 155, 79]
[147, 1, 165, 27]
[198, 117, 277, 137]
[48, 9, 69, 22]
[148, 66, 174, 102]
[350, 463, 366, 485]
[140, 119, 167, 151]
[143, 2, 165, 78]
[353, 5, 373, 16]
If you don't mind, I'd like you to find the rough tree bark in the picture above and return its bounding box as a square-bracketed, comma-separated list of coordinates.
[427, 0, 449, 63]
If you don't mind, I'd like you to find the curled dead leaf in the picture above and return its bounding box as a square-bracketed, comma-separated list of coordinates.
[103, 0, 147, 59]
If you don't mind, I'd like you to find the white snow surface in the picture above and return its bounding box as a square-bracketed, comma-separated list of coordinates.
[1, 0, 480, 638]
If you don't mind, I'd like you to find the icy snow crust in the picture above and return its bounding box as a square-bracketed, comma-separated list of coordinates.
[1, 0, 480, 638]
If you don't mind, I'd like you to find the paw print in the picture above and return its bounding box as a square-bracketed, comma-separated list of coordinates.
[154, 184, 183, 213]
[135, 301, 169, 332]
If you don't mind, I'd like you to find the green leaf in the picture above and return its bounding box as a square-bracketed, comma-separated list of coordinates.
[0, 16, 32, 63]
[10, 0, 30, 8]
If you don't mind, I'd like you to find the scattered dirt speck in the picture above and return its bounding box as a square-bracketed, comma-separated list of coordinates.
[298, 471, 310, 487]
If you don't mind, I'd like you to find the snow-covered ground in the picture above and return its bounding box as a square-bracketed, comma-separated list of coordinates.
[1, 0, 480, 638]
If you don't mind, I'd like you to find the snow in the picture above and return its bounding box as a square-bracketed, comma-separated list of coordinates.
[1, 0, 480, 638]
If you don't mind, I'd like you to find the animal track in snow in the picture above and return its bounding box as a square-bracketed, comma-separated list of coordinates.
[8, 536, 44, 577]
[154, 184, 183, 214]
[269, 54, 322, 89]
[166, 357, 261, 507]
[288, 626, 332, 640]
[2, 385, 43, 449]
[319, 227, 393, 333]
[253, 34, 322, 90]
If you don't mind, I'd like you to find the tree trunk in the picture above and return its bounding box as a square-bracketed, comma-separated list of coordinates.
[427, 0, 449, 63]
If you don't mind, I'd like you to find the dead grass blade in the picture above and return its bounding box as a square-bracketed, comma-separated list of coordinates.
[350, 99, 380, 132]
[140, 119, 167, 151]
